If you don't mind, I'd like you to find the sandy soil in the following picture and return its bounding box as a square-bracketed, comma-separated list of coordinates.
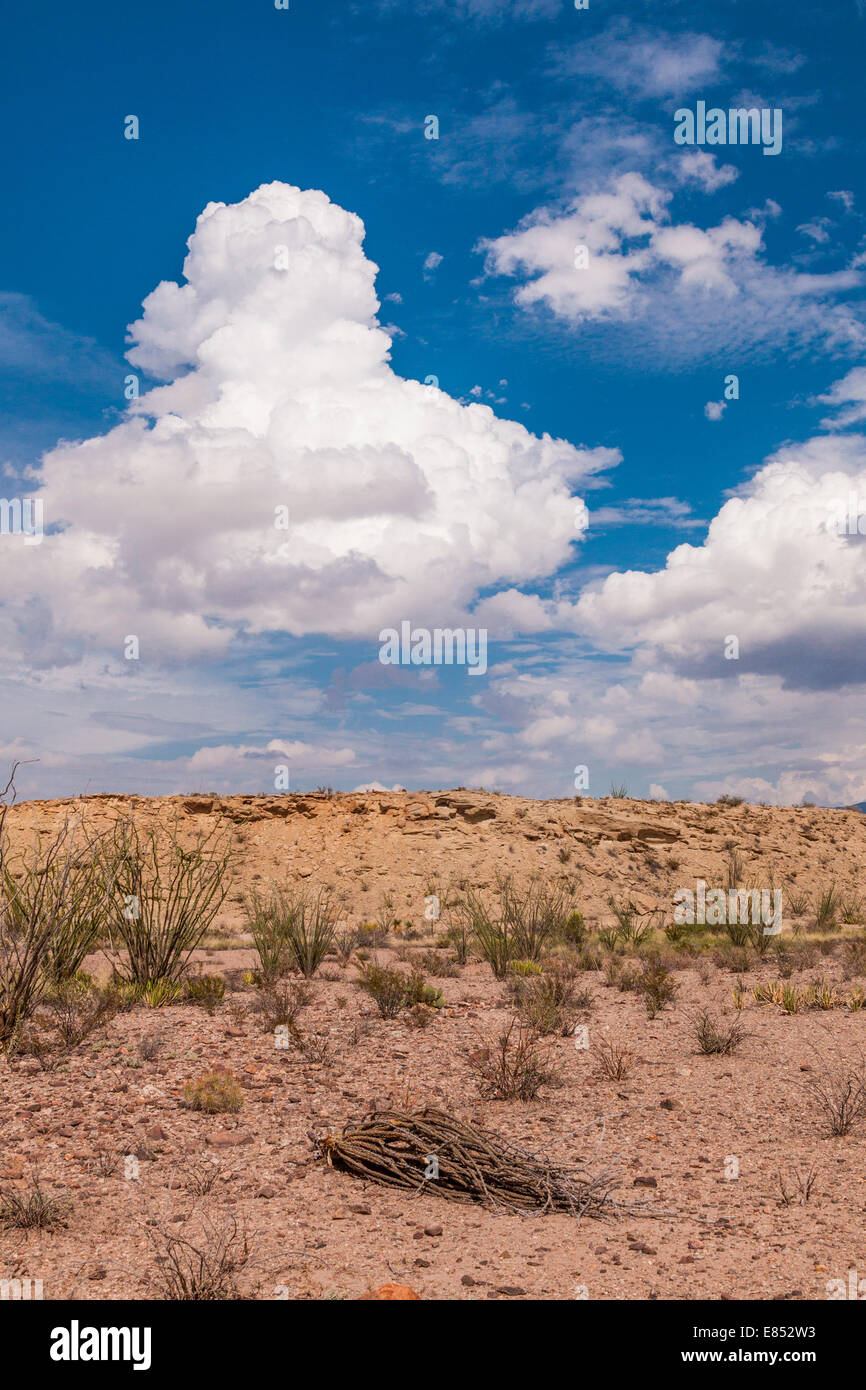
[2, 788, 865, 1301]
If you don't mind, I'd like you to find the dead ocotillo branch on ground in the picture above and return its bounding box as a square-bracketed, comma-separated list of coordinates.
[318, 1107, 631, 1218]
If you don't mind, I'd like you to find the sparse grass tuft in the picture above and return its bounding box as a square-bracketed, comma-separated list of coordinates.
[182, 1068, 243, 1114]
[0, 1170, 69, 1231]
[691, 1007, 747, 1055]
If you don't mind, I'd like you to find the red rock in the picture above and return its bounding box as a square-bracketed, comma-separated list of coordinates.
[205, 1131, 240, 1148]
[360, 1284, 421, 1301]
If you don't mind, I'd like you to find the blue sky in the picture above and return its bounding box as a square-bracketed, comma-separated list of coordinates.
[2, 0, 866, 803]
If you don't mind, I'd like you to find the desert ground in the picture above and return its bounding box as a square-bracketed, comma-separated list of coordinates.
[2, 787, 866, 1302]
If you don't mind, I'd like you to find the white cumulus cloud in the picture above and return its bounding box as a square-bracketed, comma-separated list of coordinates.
[0, 182, 618, 672]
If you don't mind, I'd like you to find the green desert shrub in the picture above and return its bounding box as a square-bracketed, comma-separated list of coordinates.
[102, 816, 231, 988]
[183, 973, 226, 1012]
[0, 779, 109, 1047]
[356, 963, 442, 1018]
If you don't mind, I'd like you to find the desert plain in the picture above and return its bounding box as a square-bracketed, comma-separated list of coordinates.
[2, 787, 866, 1302]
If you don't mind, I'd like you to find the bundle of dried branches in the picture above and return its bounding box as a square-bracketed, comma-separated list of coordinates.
[318, 1107, 620, 1217]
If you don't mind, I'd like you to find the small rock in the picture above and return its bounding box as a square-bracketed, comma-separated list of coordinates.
[205, 1131, 240, 1148]
[633, 1176, 658, 1188]
[424, 1224, 443, 1237]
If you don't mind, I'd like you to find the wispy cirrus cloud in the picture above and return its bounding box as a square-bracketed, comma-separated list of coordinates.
[552, 22, 725, 99]
[0, 292, 118, 388]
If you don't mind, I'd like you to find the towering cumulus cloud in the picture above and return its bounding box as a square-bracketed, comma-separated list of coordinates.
[0, 183, 616, 670]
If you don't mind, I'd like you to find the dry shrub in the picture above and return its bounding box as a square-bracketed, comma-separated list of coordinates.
[467, 1019, 558, 1100]
[251, 979, 311, 1036]
[177, 1159, 222, 1198]
[636, 958, 678, 1018]
[406, 1002, 434, 1029]
[139, 1034, 163, 1061]
[802, 1055, 866, 1137]
[842, 937, 866, 980]
[14, 975, 120, 1066]
[332, 924, 360, 965]
[143, 1211, 253, 1300]
[777, 1163, 820, 1207]
[512, 963, 579, 1036]
[183, 973, 226, 1012]
[415, 949, 460, 978]
[592, 1033, 634, 1081]
[691, 1007, 747, 1055]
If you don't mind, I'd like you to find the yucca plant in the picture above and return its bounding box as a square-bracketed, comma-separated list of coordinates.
[754, 979, 784, 1005]
[810, 976, 840, 1011]
[781, 982, 808, 1014]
